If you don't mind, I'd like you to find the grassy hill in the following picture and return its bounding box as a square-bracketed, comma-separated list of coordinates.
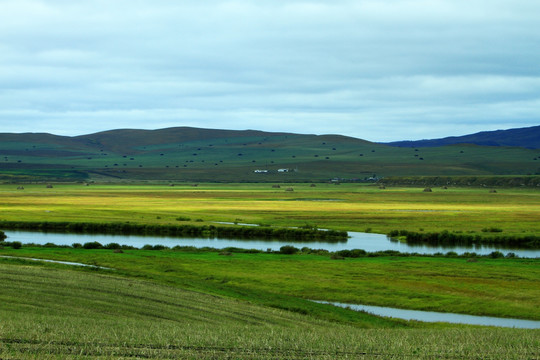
[1, 127, 540, 182]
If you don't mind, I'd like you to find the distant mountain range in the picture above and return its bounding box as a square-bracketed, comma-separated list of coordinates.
[385, 125, 540, 149]
[1, 126, 539, 181]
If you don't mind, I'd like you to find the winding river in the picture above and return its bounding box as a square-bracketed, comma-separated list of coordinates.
[3, 230, 539, 257]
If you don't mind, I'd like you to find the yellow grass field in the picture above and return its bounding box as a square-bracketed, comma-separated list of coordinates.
[1, 182, 539, 236]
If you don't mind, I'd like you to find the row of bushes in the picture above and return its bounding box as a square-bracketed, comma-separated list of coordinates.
[0, 241, 524, 259]
[388, 229, 540, 248]
[0, 221, 348, 242]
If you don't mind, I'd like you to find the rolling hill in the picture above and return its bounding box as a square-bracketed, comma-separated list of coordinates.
[385, 125, 540, 149]
[1, 126, 540, 182]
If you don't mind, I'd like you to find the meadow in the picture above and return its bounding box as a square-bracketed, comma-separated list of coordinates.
[1, 182, 539, 236]
[1, 260, 538, 359]
[0, 182, 539, 358]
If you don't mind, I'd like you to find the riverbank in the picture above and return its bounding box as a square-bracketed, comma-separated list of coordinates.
[2, 261, 538, 359]
[1, 246, 538, 321]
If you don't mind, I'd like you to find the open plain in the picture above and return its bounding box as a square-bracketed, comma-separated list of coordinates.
[0, 182, 539, 359]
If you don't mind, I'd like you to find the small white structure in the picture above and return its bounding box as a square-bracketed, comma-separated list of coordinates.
[278, 168, 289, 173]
[254, 169, 268, 173]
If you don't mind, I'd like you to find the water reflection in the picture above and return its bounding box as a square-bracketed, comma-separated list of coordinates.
[3, 230, 539, 258]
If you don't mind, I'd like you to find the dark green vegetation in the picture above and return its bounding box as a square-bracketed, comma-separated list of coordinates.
[386, 124, 540, 149]
[0, 220, 347, 242]
[2, 126, 540, 181]
[389, 229, 540, 249]
[1, 261, 538, 359]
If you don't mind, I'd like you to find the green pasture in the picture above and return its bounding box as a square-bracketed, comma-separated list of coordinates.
[1, 247, 538, 321]
[1, 261, 538, 359]
[0, 182, 538, 236]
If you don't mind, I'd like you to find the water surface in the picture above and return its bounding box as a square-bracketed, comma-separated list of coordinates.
[3, 230, 539, 257]
[314, 301, 540, 329]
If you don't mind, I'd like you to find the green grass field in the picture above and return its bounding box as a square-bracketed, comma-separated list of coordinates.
[0, 183, 539, 358]
[0, 259, 538, 359]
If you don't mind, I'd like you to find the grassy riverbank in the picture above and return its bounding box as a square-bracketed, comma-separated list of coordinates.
[0, 260, 538, 359]
[1, 247, 538, 321]
[1, 182, 539, 237]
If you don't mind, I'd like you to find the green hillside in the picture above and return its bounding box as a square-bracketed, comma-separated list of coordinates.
[1, 127, 539, 182]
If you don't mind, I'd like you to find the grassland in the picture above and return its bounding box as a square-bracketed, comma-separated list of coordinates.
[0, 183, 539, 358]
[2, 127, 540, 181]
[1, 182, 539, 236]
[1, 261, 538, 359]
[1, 247, 538, 321]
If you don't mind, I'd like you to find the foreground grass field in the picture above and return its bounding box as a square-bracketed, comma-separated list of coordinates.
[1, 182, 539, 236]
[1, 247, 538, 321]
[0, 261, 538, 359]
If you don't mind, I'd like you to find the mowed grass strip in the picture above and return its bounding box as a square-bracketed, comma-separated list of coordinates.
[0, 262, 539, 360]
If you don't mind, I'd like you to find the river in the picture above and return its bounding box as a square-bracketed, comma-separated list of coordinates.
[313, 301, 540, 329]
[3, 230, 539, 257]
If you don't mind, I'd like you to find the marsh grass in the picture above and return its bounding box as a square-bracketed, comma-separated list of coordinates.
[0, 183, 538, 236]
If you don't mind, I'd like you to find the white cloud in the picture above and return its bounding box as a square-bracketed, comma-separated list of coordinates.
[0, 0, 539, 141]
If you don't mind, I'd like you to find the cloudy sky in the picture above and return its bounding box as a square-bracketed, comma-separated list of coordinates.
[1, 0, 539, 141]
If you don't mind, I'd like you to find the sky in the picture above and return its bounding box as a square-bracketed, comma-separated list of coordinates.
[1, 0, 539, 142]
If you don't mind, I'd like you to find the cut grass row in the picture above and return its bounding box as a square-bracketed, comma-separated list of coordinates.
[1, 261, 539, 359]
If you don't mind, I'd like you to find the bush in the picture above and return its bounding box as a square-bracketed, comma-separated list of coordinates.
[280, 245, 299, 254]
[104, 242, 122, 249]
[0, 230, 6, 241]
[481, 227, 503, 233]
[83, 241, 103, 249]
[11, 241, 22, 249]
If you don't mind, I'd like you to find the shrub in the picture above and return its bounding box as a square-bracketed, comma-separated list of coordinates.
[481, 227, 503, 233]
[83, 241, 103, 249]
[11, 241, 22, 249]
[104, 242, 122, 249]
[280, 245, 299, 254]
[489, 251, 505, 259]
[0, 230, 6, 241]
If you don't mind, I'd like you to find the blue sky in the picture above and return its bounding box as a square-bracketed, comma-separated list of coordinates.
[1, 0, 539, 141]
